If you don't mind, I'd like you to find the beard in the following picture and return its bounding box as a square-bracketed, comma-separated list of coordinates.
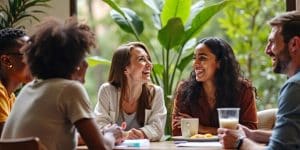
[273, 44, 291, 74]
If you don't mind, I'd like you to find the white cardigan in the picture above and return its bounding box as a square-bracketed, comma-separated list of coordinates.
[94, 83, 167, 141]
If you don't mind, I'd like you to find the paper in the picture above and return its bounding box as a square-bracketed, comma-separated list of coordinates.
[176, 141, 222, 149]
[116, 139, 150, 148]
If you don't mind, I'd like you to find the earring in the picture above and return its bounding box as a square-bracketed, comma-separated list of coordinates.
[8, 64, 13, 68]
[76, 67, 80, 71]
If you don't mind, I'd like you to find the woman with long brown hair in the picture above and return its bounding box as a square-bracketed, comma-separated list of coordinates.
[95, 42, 167, 141]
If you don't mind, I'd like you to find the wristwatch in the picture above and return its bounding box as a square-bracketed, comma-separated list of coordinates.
[235, 136, 245, 150]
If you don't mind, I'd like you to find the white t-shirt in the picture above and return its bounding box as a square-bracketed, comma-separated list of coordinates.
[1, 78, 94, 150]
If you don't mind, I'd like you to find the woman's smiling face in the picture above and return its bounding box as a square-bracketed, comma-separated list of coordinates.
[125, 47, 152, 84]
[193, 43, 219, 83]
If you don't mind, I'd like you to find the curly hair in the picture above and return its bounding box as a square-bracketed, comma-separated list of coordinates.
[0, 28, 27, 52]
[23, 17, 95, 79]
[178, 37, 245, 114]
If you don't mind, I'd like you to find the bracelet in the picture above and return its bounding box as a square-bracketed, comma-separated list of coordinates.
[235, 136, 245, 150]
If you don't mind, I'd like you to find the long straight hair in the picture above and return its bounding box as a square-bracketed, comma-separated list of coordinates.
[108, 42, 155, 126]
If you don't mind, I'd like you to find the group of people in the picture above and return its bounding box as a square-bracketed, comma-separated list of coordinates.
[0, 10, 299, 150]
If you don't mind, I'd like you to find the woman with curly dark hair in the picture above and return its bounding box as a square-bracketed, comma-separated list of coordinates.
[172, 37, 258, 136]
[1, 17, 123, 150]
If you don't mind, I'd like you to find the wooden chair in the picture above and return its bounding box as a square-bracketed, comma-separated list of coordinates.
[257, 108, 278, 130]
[0, 137, 46, 150]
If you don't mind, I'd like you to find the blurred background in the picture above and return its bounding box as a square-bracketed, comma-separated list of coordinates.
[77, 0, 286, 110]
[0, 0, 289, 110]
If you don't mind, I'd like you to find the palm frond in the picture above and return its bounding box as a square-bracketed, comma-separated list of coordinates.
[1, 0, 50, 28]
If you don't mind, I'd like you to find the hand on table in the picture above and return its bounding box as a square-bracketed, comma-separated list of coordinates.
[217, 124, 246, 149]
[125, 128, 146, 139]
[103, 124, 124, 144]
[173, 112, 192, 128]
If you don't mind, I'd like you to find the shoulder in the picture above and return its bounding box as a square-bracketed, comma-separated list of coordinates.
[153, 84, 163, 92]
[284, 72, 300, 85]
[36, 79, 87, 96]
[238, 78, 255, 94]
[175, 80, 189, 92]
[146, 83, 163, 95]
[0, 82, 8, 99]
[57, 80, 86, 96]
[99, 82, 116, 90]
[279, 73, 300, 98]
[98, 82, 119, 99]
[239, 78, 254, 88]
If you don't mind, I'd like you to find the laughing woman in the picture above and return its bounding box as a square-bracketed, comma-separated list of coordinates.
[172, 37, 258, 136]
[94, 42, 167, 141]
[0, 28, 32, 135]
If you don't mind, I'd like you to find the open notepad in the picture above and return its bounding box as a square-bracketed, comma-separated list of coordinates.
[116, 139, 150, 148]
[176, 141, 222, 149]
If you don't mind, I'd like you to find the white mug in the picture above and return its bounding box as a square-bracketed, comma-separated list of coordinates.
[181, 118, 199, 137]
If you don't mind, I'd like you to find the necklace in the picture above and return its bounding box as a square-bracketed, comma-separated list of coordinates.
[207, 97, 216, 108]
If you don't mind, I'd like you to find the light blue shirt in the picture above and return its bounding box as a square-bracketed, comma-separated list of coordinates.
[267, 71, 300, 150]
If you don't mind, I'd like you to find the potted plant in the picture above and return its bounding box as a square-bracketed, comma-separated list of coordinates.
[0, 0, 50, 29]
[90, 0, 231, 135]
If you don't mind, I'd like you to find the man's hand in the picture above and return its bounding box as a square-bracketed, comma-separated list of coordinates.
[103, 124, 124, 144]
[217, 124, 246, 149]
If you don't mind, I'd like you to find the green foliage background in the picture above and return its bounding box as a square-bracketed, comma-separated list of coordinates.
[217, 0, 286, 110]
[80, 0, 285, 110]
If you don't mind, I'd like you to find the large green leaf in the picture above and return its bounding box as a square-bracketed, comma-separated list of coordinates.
[143, 0, 164, 29]
[185, 0, 205, 27]
[86, 56, 111, 67]
[152, 14, 161, 29]
[143, 0, 164, 14]
[182, 38, 197, 53]
[177, 51, 193, 71]
[103, 0, 125, 16]
[152, 63, 164, 76]
[158, 18, 184, 50]
[160, 0, 191, 27]
[111, 8, 144, 35]
[184, 0, 229, 42]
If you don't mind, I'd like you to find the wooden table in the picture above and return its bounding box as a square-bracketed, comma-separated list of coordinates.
[77, 141, 222, 150]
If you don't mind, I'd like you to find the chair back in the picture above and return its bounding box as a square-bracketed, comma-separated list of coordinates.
[0, 137, 46, 150]
[257, 108, 278, 130]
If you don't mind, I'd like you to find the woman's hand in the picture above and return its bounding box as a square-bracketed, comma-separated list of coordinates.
[173, 112, 192, 128]
[103, 124, 124, 144]
[126, 128, 146, 139]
